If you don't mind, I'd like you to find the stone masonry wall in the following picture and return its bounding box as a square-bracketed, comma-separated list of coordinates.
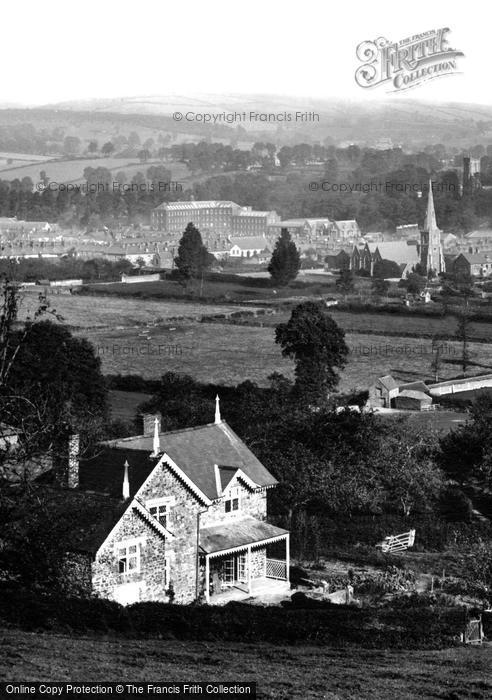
[92, 461, 202, 605]
[200, 483, 268, 528]
[92, 508, 168, 603]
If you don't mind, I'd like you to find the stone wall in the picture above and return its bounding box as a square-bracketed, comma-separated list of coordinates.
[200, 484, 268, 528]
[92, 507, 168, 603]
[92, 462, 202, 605]
[90, 462, 276, 605]
[250, 547, 266, 579]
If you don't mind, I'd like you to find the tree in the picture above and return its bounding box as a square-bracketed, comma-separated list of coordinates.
[87, 140, 98, 154]
[101, 142, 115, 157]
[400, 272, 426, 297]
[4, 321, 108, 444]
[275, 301, 349, 401]
[455, 310, 473, 376]
[371, 277, 390, 300]
[63, 136, 81, 156]
[335, 269, 355, 298]
[430, 335, 443, 382]
[138, 149, 151, 163]
[267, 228, 301, 286]
[373, 259, 401, 279]
[174, 223, 214, 287]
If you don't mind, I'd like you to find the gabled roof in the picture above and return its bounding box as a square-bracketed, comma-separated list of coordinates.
[335, 220, 359, 230]
[399, 381, 430, 394]
[229, 236, 269, 250]
[87, 421, 277, 502]
[397, 390, 432, 402]
[376, 242, 419, 264]
[378, 375, 399, 391]
[465, 230, 492, 239]
[456, 253, 489, 264]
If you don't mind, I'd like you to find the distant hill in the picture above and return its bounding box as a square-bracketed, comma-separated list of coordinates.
[1, 94, 492, 148]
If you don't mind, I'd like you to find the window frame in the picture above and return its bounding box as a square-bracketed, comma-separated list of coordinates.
[146, 496, 175, 529]
[224, 485, 241, 514]
[115, 537, 144, 575]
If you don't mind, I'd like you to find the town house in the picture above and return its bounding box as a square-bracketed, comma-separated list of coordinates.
[59, 400, 290, 606]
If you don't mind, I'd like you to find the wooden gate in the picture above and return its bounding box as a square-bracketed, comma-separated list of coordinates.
[464, 617, 483, 644]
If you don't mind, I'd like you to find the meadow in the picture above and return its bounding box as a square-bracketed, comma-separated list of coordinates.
[82, 323, 492, 392]
[2, 628, 491, 699]
[17, 290, 258, 328]
[0, 157, 190, 185]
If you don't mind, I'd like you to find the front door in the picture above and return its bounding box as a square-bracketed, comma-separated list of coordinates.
[221, 554, 247, 586]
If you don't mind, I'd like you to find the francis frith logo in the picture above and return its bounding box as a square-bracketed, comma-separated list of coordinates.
[355, 28, 464, 92]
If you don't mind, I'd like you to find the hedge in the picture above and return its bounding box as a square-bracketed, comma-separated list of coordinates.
[0, 586, 468, 649]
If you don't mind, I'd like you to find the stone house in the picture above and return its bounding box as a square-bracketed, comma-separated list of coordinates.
[58, 402, 290, 606]
[452, 253, 492, 278]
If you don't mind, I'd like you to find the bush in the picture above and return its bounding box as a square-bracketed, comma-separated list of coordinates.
[0, 585, 467, 649]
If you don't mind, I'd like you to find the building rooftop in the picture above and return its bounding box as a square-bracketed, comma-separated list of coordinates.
[87, 421, 277, 502]
[154, 200, 239, 211]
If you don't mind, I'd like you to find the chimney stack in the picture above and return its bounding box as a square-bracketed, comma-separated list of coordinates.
[141, 412, 161, 436]
[150, 416, 161, 457]
[66, 433, 80, 489]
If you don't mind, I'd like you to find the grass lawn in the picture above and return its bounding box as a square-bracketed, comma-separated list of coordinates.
[17, 291, 259, 328]
[108, 390, 152, 422]
[82, 323, 492, 392]
[241, 308, 492, 343]
[0, 156, 191, 184]
[2, 628, 491, 698]
[79, 277, 334, 302]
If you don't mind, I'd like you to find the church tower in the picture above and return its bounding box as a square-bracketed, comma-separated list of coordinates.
[420, 181, 444, 275]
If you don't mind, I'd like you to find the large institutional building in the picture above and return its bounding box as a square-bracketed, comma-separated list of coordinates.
[151, 200, 280, 236]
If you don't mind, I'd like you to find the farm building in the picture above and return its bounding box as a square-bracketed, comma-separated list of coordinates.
[394, 390, 432, 411]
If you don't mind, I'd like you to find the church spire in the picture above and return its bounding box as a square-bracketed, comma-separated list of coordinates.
[215, 395, 221, 424]
[424, 180, 437, 231]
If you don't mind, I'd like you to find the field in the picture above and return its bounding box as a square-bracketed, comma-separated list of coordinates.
[80, 277, 333, 302]
[18, 290, 492, 394]
[17, 290, 259, 328]
[0, 157, 190, 185]
[82, 323, 492, 392]
[0, 152, 58, 171]
[241, 308, 492, 343]
[2, 628, 491, 698]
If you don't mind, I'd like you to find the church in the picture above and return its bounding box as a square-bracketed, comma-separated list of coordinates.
[419, 181, 444, 275]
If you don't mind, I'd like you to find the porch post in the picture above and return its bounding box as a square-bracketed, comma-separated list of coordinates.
[247, 545, 252, 594]
[285, 534, 290, 583]
[205, 555, 210, 604]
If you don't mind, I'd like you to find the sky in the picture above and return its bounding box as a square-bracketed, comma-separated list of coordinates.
[0, 0, 487, 106]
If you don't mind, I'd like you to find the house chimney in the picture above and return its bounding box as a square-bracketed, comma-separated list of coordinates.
[150, 416, 161, 457]
[123, 460, 130, 500]
[67, 433, 80, 489]
[141, 412, 161, 435]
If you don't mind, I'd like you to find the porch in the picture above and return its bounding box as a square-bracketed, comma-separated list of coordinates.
[198, 516, 290, 605]
[209, 575, 290, 606]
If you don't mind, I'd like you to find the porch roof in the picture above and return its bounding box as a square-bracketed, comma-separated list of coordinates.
[199, 516, 288, 557]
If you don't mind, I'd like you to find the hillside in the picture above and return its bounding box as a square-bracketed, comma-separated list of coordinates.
[2, 628, 491, 698]
[2, 95, 492, 148]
